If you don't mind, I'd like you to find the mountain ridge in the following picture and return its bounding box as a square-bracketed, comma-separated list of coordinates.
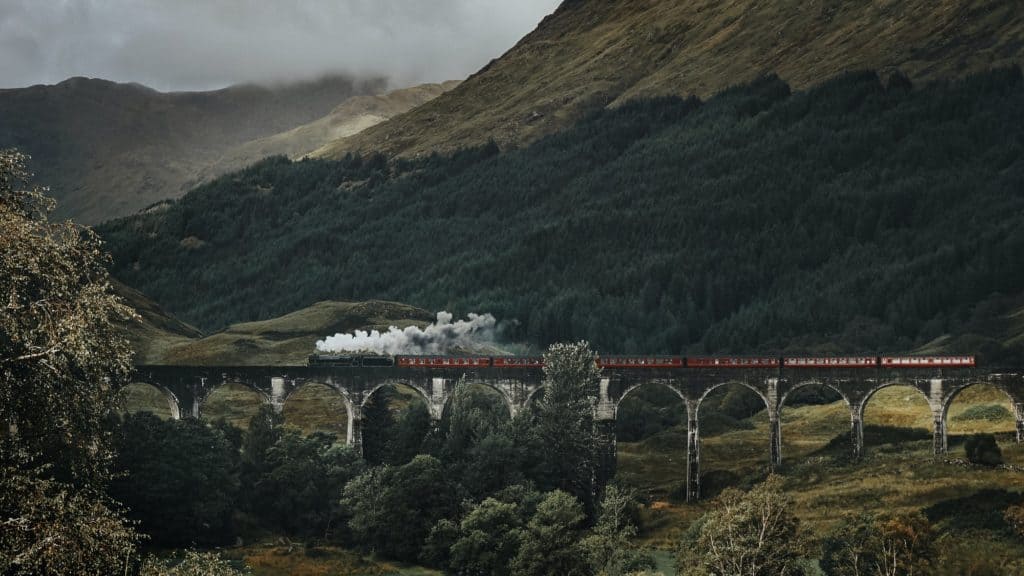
[0, 74, 392, 223]
[316, 0, 1024, 160]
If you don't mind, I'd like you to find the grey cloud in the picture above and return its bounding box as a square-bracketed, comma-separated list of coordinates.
[0, 0, 561, 91]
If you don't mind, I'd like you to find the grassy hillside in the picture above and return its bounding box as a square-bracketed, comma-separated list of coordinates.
[114, 279, 203, 365]
[199, 81, 459, 183]
[0, 75, 386, 223]
[101, 68, 1024, 358]
[619, 384, 1024, 573]
[125, 298, 433, 366]
[317, 0, 1024, 160]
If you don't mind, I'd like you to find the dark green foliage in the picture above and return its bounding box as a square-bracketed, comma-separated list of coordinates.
[437, 384, 526, 499]
[100, 68, 1024, 358]
[242, 405, 282, 477]
[359, 386, 394, 465]
[964, 433, 1003, 466]
[615, 385, 686, 442]
[510, 490, 590, 576]
[361, 386, 432, 466]
[527, 342, 600, 511]
[447, 497, 527, 576]
[341, 455, 459, 561]
[110, 412, 240, 547]
[250, 431, 363, 539]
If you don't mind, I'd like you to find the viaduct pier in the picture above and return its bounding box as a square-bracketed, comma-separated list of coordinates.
[132, 359, 1024, 500]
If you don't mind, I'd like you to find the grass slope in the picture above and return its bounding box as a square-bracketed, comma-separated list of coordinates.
[318, 0, 1024, 159]
[621, 385, 1023, 557]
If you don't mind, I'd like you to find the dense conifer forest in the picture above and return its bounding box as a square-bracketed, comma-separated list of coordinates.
[100, 67, 1024, 359]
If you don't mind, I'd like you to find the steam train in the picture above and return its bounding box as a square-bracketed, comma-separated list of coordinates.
[307, 353, 976, 369]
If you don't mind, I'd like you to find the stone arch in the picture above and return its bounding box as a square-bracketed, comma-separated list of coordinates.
[446, 380, 516, 420]
[125, 381, 181, 420]
[777, 380, 853, 465]
[689, 380, 773, 499]
[619, 381, 688, 406]
[694, 380, 771, 417]
[199, 381, 271, 428]
[857, 380, 932, 417]
[941, 380, 1017, 424]
[522, 385, 546, 412]
[281, 381, 355, 441]
[361, 380, 432, 411]
[779, 380, 851, 410]
[858, 380, 941, 454]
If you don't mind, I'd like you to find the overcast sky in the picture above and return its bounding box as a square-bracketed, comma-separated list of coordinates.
[0, 0, 561, 91]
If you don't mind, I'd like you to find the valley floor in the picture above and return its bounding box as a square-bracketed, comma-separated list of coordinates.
[125, 384, 1024, 575]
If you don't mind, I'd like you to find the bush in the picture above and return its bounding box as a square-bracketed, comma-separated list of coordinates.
[964, 433, 1003, 466]
[140, 551, 249, 576]
[952, 404, 1013, 422]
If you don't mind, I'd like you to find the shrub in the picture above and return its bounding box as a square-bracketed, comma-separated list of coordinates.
[964, 433, 1003, 466]
[952, 404, 1012, 422]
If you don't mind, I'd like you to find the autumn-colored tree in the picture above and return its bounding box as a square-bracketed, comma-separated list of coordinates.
[140, 550, 249, 576]
[1, 149, 136, 482]
[872, 511, 935, 576]
[821, 513, 882, 576]
[0, 149, 139, 574]
[679, 475, 809, 576]
[0, 447, 138, 576]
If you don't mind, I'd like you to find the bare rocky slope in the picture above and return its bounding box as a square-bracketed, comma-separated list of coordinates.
[0, 75, 393, 223]
[316, 0, 1024, 159]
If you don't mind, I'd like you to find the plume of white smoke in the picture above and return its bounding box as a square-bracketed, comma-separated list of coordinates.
[315, 311, 497, 355]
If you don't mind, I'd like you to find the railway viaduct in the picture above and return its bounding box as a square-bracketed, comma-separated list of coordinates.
[131, 363, 1024, 500]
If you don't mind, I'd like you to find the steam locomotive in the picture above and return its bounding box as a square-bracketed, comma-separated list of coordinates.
[307, 354, 975, 369]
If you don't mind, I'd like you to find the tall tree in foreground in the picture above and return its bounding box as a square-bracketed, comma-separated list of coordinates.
[532, 340, 601, 509]
[0, 149, 139, 573]
[0, 148, 136, 482]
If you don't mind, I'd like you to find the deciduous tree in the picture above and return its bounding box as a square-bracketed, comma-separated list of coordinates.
[679, 475, 808, 576]
[0, 148, 135, 483]
[511, 490, 590, 576]
[0, 149, 140, 574]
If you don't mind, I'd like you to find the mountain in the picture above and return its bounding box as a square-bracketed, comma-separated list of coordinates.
[98, 68, 1024, 361]
[199, 81, 459, 182]
[0, 75, 387, 223]
[315, 0, 1024, 160]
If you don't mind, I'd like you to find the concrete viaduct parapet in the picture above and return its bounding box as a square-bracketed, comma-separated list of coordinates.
[131, 364, 1024, 500]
